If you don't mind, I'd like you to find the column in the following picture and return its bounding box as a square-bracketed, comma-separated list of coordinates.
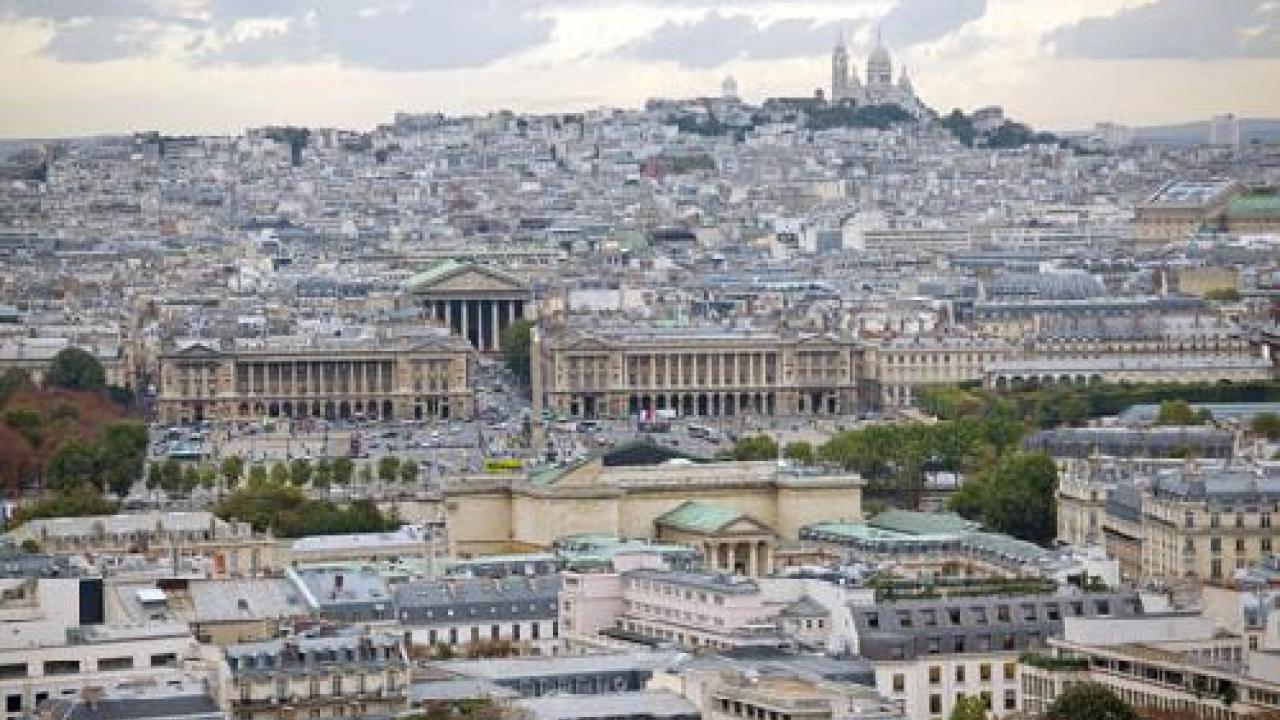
[491, 301, 501, 351]
[461, 300, 471, 347]
[733, 354, 741, 387]
[727, 544, 738, 574]
[507, 299, 517, 326]
[747, 543, 758, 578]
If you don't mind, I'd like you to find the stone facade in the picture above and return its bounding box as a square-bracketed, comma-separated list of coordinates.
[532, 326, 861, 420]
[156, 333, 473, 424]
[443, 459, 862, 555]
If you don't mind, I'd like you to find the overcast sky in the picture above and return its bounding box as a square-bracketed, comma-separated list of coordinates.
[1, 0, 1277, 138]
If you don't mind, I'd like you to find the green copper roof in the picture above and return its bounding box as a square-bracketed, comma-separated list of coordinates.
[405, 259, 527, 291]
[655, 500, 746, 534]
[1226, 193, 1280, 218]
[867, 510, 978, 536]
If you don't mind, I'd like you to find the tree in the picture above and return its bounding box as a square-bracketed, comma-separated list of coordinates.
[180, 466, 200, 494]
[948, 696, 988, 720]
[213, 482, 396, 538]
[1042, 682, 1139, 720]
[14, 483, 117, 524]
[399, 459, 420, 483]
[378, 456, 401, 483]
[269, 462, 290, 485]
[501, 320, 534, 383]
[197, 466, 218, 490]
[289, 458, 312, 486]
[733, 434, 779, 461]
[332, 456, 353, 485]
[159, 458, 183, 493]
[358, 463, 374, 485]
[45, 439, 100, 492]
[1251, 412, 1280, 440]
[247, 463, 268, 486]
[220, 455, 245, 490]
[44, 348, 106, 391]
[99, 421, 147, 497]
[146, 460, 163, 490]
[0, 368, 31, 404]
[783, 441, 815, 465]
[313, 459, 333, 489]
[948, 452, 1058, 545]
[1155, 399, 1211, 426]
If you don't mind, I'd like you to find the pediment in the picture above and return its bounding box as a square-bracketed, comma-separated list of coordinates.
[414, 266, 528, 294]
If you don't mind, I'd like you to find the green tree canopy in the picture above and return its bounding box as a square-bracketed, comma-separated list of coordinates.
[100, 421, 147, 497]
[783, 441, 815, 465]
[289, 458, 312, 486]
[948, 451, 1059, 546]
[1156, 399, 1212, 426]
[45, 348, 106, 391]
[378, 456, 401, 483]
[269, 462, 290, 485]
[220, 455, 245, 489]
[501, 320, 534, 383]
[213, 481, 397, 538]
[1251, 412, 1280, 440]
[14, 483, 118, 524]
[948, 695, 987, 720]
[400, 459, 420, 483]
[331, 457, 353, 485]
[1042, 682, 1139, 720]
[733, 434, 779, 461]
[45, 439, 100, 492]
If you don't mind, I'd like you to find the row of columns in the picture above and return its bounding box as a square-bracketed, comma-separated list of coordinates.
[703, 539, 772, 577]
[629, 391, 776, 417]
[234, 360, 395, 397]
[625, 352, 777, 389]
[427, 297, 525, 352]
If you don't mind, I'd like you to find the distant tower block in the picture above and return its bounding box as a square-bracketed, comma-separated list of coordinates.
[722, 75, 739, 101]
[1209, 113, 1241, 148]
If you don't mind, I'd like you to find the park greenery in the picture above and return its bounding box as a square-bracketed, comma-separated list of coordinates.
[1154, 399, 1214, 426]
[213, 480, 398, 538]
[146, 454, 414, 496]
[948, 696, 988, 720]
[0, 360, 146, 502]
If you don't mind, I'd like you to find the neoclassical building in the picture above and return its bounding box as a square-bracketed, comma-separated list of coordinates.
[406, 259, 533, 353]
[442, 456, 863, 556]
[156, 331, 473, 423]
[531, 325, 861, 420]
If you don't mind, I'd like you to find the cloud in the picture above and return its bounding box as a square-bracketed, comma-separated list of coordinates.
[0, 0, 556, 70]
[620, 12, 863, 69]
[1049, 0, 1280, 60]
[879, 0, 987, 46]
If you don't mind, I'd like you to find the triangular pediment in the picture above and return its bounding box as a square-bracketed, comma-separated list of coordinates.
[720, 517, 774, 535]
[410, 261, 528, 294]
[565, 336, 612, 352]
[173, 342, 222, 357]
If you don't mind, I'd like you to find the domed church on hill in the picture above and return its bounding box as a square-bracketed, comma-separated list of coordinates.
[830, 29, 927, 118]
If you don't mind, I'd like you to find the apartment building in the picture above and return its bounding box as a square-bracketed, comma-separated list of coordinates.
[0, 572, 198, 720]
[6, 512, 279, 576]
[561, 567, 787, 653]
[218, 632, 409, 720]
[1020, 613, 1280, 719]
[395, 575, 562, 656]
[854, 591, 1144, 720]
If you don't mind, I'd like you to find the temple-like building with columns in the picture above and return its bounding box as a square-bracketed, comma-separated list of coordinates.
[407, 259, 533, 353]
[156, 329, 474, 423]
[442, 454, 862, 560]
[530, 325, 861, 420]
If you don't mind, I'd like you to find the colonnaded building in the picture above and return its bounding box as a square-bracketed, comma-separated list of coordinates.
[530, 325, 862, 420]
[443, 445, 863, 571]
[156, 329, 474, 423]
[405, 259, 534, 353]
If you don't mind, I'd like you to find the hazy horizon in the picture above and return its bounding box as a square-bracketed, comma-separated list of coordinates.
[2, 0, 1278, 139]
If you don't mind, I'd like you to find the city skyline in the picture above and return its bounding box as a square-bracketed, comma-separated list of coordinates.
[1, 0, 1278, 138]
